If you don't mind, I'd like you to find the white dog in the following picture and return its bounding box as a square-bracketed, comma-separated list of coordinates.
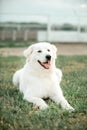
[13, 42, 74, 110]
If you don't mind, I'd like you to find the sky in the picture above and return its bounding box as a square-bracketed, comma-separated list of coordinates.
[0, 0, 87, 25]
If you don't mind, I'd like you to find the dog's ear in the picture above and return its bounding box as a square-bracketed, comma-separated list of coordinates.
[51, 44, 57, 53]
[51, 44, 57, 58]
[24, 45, 34, 59]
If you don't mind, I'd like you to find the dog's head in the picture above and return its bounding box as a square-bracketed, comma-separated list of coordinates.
[24, 42, 57, 70]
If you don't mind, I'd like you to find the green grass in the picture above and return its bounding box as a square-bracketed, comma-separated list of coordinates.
[0, 41, 33, 47]
[0, 55, 87, 130]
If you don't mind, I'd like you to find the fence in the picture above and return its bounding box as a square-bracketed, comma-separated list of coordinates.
[38, 31, 87, 42]
[0, 15, 87, 42]
[0, 30, 37, 41]
[0, 29, 87, 43]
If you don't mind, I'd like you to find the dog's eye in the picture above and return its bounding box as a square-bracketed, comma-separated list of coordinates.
[38, 50, 42, 53]
[47, 49, 50, 52]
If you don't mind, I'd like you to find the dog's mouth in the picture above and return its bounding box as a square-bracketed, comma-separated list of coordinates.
[38, 60, 51, 69]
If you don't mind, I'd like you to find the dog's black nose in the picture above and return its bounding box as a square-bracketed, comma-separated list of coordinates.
[46, 55, 51, 61]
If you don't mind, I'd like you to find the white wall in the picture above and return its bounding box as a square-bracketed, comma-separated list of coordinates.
[37, 31, 87, 42]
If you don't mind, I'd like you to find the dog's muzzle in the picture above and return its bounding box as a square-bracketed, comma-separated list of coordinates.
[46, 55, 51, 61]
[38, 55, 51, 69]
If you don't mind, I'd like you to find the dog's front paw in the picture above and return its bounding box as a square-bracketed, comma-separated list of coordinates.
[61, 101, 75, 111]
[63, 103, 75, 111]
[65, 105, 75, 111]
[40, 104, 49, 110]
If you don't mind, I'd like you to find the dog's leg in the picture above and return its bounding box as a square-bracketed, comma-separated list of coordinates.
[51, 95, 74, 111]
[50, 87, 74, 111]
[56, 68, 62, 84]
[24, 96, 48, 110]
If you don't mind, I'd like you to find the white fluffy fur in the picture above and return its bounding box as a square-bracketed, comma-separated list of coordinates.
[13, 42, 74, 110]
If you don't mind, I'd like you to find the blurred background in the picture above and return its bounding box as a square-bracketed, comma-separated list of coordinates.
[0, 0, 87, 53]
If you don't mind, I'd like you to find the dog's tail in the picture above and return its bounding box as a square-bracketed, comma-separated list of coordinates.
[13, 70, 21, 86]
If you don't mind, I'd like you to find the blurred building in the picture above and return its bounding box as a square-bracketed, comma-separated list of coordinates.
[0, 0, 87, 43]
[0, 20, 87, 43]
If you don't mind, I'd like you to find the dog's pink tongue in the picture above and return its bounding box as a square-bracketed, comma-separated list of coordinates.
[42, 61, 50, 69]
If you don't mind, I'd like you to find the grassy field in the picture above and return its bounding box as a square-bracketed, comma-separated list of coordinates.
[0, 55, 87, 130]
[0, 41, 33, 48]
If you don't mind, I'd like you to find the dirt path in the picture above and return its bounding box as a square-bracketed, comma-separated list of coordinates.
[0, 43, 87, 56]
